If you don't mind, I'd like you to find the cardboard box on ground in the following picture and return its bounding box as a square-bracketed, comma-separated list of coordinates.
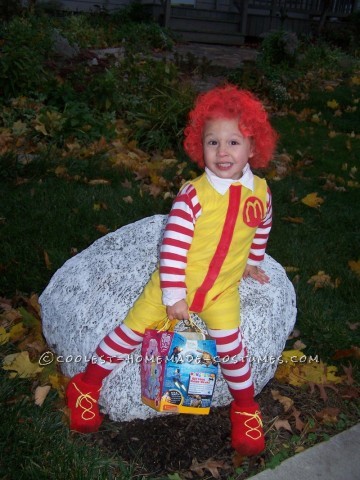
[141, 328, 218, 414]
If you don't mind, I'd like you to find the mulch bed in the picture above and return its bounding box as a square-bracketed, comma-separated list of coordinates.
[90, 379, 359, 479]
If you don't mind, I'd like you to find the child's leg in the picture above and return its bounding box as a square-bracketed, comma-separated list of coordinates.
[200, 289, 265, 456]
[66, 270, 166, 433]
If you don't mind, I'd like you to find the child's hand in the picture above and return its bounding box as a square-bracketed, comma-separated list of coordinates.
[166, 300, 190, 321]
[243, 265, 269, 284]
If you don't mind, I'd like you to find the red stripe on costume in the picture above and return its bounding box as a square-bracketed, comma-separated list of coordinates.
[160, 252, 187, 263]
[161, 281, 187, 289]
[162, 237, 192, 250]
[160, 266, 185, 275]
[165, 223, 194, 238]
[113, 326, 143, 346]
[190, 185, 242, 313]
[168, 208, 194, 223]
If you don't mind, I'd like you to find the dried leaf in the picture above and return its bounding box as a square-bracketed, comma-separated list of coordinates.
[332, 346, 360, 360]
[291, 408, 305, 432]
[282, 217, 304, 224]
[293, 340, 307, 350]
[348, 260, 360, 276]
[346, 322, 360, 331]
[3, 351, 43, 378]
[307, 271, 335, 290]
[273, 419, 293, 433]
[95, 224, 109, 234]
[271, 390, 294, 412]
[88, 179, 111, 185]
[189, 458, 227, 479]
[34, 385, 51, 406]
[301, 192, 324, 208]
[122, 196, 133, 204]
[285, 266, 299, 272]
[315, 407, 340, 424]
[44, 250, 52, 270]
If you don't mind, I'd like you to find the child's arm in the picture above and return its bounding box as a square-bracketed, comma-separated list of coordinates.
[160, 184, 201, 316]
[244, 187, 272, 283]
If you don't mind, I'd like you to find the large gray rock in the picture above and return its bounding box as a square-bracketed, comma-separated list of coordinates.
[39, 215, 297, 422]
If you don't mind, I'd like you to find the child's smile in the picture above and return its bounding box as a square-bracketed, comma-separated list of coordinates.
[202, 117, 253, 180]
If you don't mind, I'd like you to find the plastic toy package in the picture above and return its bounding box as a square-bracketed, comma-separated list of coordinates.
[140, 329, 218, 414]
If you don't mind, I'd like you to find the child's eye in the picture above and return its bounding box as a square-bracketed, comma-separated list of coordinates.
[208, 140, 217, 146]
[230, 140, 240, 145]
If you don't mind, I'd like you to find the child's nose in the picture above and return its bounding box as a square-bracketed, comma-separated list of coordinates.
[217, 143, 229, 156]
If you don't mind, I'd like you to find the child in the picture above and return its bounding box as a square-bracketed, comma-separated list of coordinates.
[66, 84, 277, 456]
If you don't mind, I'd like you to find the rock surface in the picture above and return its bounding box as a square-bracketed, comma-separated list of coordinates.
[39, 215, 297, 422]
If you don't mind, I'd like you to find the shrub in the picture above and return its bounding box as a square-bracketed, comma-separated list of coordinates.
[0, 16, 54, 98]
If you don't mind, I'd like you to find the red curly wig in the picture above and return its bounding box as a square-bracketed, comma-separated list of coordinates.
[183, 84, 278, 169]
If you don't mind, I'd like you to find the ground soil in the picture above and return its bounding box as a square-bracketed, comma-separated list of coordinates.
[92, 379, 359, 479]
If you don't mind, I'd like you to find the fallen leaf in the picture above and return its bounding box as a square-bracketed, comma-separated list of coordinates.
[34, 385, 51, 406]
[315, 407, 340, 424]
[327, 99, 340, 110]
[232, 452, 246, 468]
[88, 179, 111, 185]
[346, 322, 360, 331]
[307, 271, 335, 290]
[291, 407, 305, 432]
[189, 458, 227, 479]
[0, 326, 9, 345]
[121, 179, 132, 189]
[273, 418, 293, 433]
[271, 389, 294, 412]
[285, 266, 300, 272]
[332, 346, 360, 360]
[44, 250, 52, 270]
[122, 196, 133, 204]
[95, 224, 109, 234]
[281, 217, 304, 224]
[3, 351, 43, 378]
[348, 260, 360, 276]
[293, 340, 307, 350]
[301, 192, 324, 208]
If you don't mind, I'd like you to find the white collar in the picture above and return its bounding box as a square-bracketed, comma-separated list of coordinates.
[205, 164, 254, 195]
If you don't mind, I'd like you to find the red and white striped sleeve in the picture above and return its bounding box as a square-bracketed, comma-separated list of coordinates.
[247, 186, 272, 266]
[160, 183, 202, 306]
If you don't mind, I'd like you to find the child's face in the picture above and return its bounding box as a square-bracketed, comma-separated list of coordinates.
[202, 117, 253, 180]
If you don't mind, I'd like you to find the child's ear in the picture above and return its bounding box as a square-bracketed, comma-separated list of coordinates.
[248, 138, 255, 158]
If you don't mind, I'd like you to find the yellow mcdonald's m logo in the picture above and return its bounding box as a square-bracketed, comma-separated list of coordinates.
[244, 198, 264, 225]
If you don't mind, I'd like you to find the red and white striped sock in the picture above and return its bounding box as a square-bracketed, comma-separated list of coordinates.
[82, 323, 144, 386]
[207, 327, 255, 406]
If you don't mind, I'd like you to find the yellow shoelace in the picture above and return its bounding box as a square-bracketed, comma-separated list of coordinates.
[235, 409, 263, 440]
[73, 382, 99, 421]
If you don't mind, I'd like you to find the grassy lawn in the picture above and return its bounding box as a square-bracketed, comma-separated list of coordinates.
[1, 11, 360, 479]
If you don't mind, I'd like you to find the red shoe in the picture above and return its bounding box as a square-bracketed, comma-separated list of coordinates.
[66, 373, 103, 433]
[230, 401, 265, 456]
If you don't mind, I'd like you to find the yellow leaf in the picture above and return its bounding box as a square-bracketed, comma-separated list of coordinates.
[301, 192, 324, 208]
[348, 260, 360, 275]
[54, 165, 67, 177]
[307, 271, 335, 289]
[0, 327, 9, 345]
[34, 385, 51, 406]
[285, 266, 299, 272]
[328, 130, 337, 138]
[275, 351, 343, 388]
[8, 322, 26, 342]
[3, 351, 43, 378]
[327, 99, 339, 109]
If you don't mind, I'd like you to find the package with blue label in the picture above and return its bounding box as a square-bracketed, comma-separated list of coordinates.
[140, 327, 218, 414]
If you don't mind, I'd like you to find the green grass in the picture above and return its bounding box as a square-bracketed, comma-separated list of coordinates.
[0, 372, 139, 479]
